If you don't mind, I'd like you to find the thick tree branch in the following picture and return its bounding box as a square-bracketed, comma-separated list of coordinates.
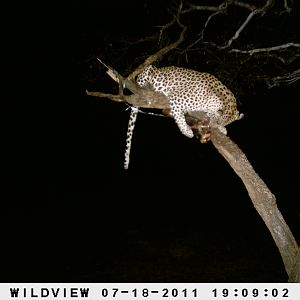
[86, 87, 169, 110]
[185, 112, 299, 281]
[86, 58, 169, 109]
[211, 129, 299, 278]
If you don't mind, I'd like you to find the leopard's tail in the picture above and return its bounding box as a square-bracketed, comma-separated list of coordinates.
[124, 107, 138, 169]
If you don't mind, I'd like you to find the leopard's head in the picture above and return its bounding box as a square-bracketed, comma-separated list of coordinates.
[136, 65, 157, 87]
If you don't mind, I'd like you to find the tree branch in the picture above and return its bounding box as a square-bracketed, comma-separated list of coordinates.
[128, 4, 187, 81]
[283, 0, 293, 13]
[267, 68, 300, 87]
[86, 88, 169, 110]
[221, 0, 274, 49]
[127, 26, 186, 81]
[87, 58, 170, 109]
[185, 112, 300, 280]
[230, 42, 300, 55]
[211, 129, 299, 277]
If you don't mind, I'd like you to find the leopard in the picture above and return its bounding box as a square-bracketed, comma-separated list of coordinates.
[123, 65, 243, 169]
[136, 65, 243, 138]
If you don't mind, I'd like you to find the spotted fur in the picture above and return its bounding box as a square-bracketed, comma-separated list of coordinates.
[136, 65, 243, 138]
[124, 107, 138, 169]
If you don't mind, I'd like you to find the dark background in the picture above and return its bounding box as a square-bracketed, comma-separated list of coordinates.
[2, 0, 299, 282]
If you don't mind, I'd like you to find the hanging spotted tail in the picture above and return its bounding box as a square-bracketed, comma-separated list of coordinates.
[124, 107, 138, 169]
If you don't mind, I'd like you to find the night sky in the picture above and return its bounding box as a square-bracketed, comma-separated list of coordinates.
[2, 0, 300, 282]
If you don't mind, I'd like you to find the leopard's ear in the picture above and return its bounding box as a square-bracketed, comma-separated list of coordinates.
[143, 65, 157, 76]
[136, 65, 157, 86]
[148, 65, 157, 71]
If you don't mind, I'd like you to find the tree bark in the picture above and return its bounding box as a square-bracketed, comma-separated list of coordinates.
[210, 128, 299, 281]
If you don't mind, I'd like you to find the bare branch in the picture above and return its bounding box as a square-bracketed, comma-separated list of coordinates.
[187, 8, 224, 49]
[283, 0, 293, 13]
[232, 1, 256, 11]
[182, 4, 220, 14]
[127, 26, 187, 81]
[267, 68, 300, 88]
[184, 0, 255, 13]
[221, 0, 274, 49]
[184, 0, 255, 14]
[157, 1, 184, 44]
[184, 1, 257, 50]
[126, 3, 187, 81]
[185, 2, 229, 50]
[230, 42, 300, 55]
